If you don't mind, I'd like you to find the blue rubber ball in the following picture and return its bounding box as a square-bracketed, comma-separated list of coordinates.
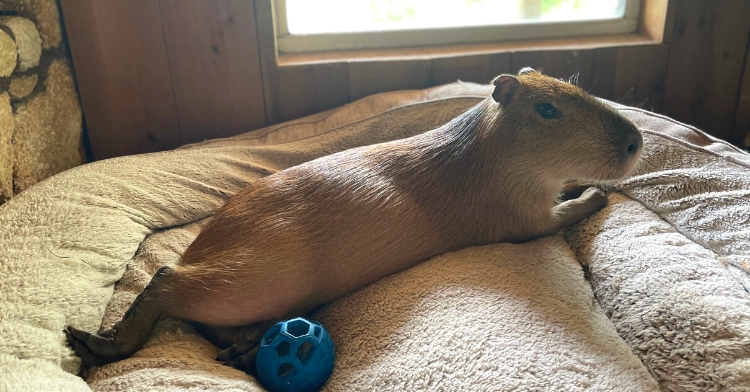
[255, 317, 335, 392]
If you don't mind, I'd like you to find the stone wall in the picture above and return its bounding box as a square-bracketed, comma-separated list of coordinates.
[0, 0, 83, 204]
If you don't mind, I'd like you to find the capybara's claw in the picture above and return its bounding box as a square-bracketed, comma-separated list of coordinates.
[98, 328, 119, 339]
[216, 338, 258, 362]
[216, 333, 261, 376]
[66, 326, 92, 343]
[64, 326, 124, 367]
[222, 345, 260, 376]
[65, 327, 108, 366]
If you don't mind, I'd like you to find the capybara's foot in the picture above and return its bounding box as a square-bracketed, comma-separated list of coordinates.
[216, 335, 260, 362]
[559, 182, 592, 201]
[214, 326, 267, 376]
[64, 326, 127, 366]
[221, 345, 260, 376]
[552, 186, 608, 231]
[578, 186, 608, 212]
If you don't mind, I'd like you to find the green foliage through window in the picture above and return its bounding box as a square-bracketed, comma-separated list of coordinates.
[284, 0, 627, 35]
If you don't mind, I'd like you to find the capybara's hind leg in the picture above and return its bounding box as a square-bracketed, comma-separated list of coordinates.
[194, 321, 277, 375]
[65, 266, 176, 366]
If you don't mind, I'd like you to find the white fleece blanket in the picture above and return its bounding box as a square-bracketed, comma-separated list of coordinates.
[0, 82, 748, 391]
[567, 106, 750, 391]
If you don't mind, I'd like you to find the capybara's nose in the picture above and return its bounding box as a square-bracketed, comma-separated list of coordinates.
[612, 115, 643, 162]
[623, 126, 643, 160]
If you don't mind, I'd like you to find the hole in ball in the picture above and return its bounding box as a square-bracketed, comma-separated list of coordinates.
[286, 320, 311, 338]
[313, 325, 322, 339]
[276, 341, 291, 357]
[296, 341, 315, 364]
[277, 362, 296, 378]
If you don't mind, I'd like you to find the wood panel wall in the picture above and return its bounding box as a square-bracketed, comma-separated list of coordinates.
[738, 41, 750, 146]
[60, 0, 266, 160]
[661, 0, 750, 144]
[61, 0, 750, 160]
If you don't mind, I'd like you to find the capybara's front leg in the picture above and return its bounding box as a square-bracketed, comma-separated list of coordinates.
[559, 181, 593, 201]
[65, 266, 175, 366]
[552, 186, 608, 229]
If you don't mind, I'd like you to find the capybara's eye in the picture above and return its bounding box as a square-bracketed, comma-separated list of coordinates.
[534, 103, 559, 119]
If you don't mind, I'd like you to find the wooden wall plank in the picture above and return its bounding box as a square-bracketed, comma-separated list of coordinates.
[511, 50, 595, 91]
[432, 53, 512, 86]
[432, 55, 489, 86]
[159, 0, 266, 144]
[60, 0, 181, 160]
[612, 44, 670, 112]
[588, 45, 670, 113]
[662, 0, 750, 143]
[487, 54, 515, 81]
[348, 60, 432, 101]
[253, 0, 282, 125]
[254, 0, 352, 125]
[640, 0, 673, 42]
[737, 39, 750, 146]
[273, 63, 350, 122]
[589, 48, 616, 99]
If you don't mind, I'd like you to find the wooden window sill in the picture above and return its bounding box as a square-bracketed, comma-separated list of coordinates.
[277, 32, 665, 66]
[276, 0, 672, 67]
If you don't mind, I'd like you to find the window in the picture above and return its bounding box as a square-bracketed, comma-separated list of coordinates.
[275, 0, 642, 54]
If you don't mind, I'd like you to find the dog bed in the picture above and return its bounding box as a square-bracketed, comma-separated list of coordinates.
[0, 82, 748, 391]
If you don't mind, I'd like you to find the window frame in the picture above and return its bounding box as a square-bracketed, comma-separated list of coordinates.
[274, 0, 643, 54]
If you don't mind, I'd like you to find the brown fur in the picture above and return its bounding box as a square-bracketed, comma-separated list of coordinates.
[65, 68, 643, 372]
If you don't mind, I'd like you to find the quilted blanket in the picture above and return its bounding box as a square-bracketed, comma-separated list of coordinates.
[0, 82, 748, 391]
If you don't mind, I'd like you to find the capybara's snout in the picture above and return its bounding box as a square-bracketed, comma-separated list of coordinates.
[622, 124, 643, 160]
[612, 117, 643, 173]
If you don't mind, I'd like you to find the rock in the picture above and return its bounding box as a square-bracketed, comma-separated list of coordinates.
[0, 92, 13, 203]
[12, 58, 82, 193]
[0, 0, 62, 49]
[0, 29, 17, 77]
[9, 73, 37, 98]
[0, 16, 42, 71]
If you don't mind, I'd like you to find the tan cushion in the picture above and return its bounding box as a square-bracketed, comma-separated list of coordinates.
[1, 82, 748, 391]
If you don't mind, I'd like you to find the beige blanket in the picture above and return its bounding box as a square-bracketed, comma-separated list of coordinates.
[567, 105, 750, 391]
[0, 82, 748, 391]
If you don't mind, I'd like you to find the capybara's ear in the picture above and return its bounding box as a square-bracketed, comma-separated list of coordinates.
[491, 75, 520, 107]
